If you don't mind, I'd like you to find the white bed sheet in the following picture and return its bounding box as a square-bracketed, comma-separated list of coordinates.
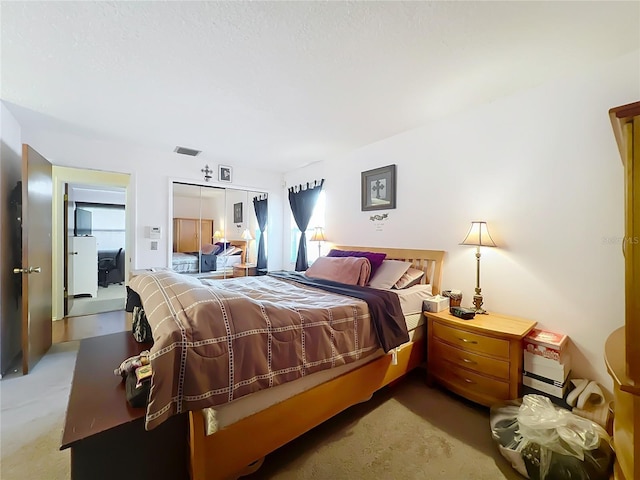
[202, 312, 425, 435]
[389, 284, 433, 315]
[215, 254, 242, 269]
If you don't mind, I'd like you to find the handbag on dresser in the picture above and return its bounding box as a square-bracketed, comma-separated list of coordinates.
[126, 286, 153, 343]
[132, 306, 152, 343]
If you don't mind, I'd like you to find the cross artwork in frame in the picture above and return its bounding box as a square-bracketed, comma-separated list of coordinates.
[233, 202, 243, 225]
[218, 165, 232, 183]
[361, 164, 396, 211]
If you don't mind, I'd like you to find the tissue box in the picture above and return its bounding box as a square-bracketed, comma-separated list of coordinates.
[423, 296, 449, 313]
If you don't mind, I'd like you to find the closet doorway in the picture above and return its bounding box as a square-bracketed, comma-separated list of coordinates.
[170, 182, 266, 278]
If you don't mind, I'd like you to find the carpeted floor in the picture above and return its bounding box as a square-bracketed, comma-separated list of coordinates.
[0, 341, 77, 480]
[67, 284, 126, 317]
[245, 370, 522, 480]
[0, 342, 522, 480]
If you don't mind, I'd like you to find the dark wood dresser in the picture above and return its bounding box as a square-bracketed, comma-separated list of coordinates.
[60, 331, 189, 480]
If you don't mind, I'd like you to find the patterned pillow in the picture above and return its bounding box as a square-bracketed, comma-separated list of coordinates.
[327, 249, 386, 276]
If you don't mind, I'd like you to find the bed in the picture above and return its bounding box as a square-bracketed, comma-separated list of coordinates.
[171, 241, 246, 274]
[130, 246, 444, 480]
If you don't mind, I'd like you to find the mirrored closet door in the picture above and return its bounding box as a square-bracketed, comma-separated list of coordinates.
[171, 182, 266, 278]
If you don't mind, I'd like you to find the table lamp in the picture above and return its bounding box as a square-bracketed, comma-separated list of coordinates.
[241, 228, 253, 263]
[310, 227, 326, 258]
[460, 221, 496, 314]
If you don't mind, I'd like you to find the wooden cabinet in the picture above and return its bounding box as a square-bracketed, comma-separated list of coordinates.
[606, 101, 640, 480]
[425, 310, 536, 407]
[60, 332, 188, 480]
[173, 218, 213, 253]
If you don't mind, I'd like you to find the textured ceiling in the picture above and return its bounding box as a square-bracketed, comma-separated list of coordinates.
[2, 1, 639, 173]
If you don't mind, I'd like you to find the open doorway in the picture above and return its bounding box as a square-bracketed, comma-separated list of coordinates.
[51, 166, 131, 323]
[66, 184, 126, 317]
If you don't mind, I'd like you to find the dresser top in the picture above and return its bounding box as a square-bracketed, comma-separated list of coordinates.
[424, 310, 537, 339]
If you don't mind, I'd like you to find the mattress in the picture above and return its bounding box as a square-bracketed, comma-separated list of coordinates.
[202, 311, 425, 435]
[171, 252, 198, 273]
[171, 252, 242, 274]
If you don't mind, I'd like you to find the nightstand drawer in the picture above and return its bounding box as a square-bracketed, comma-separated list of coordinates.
[432, 338, 510, 381]
[432, 321, 510, 359]
[433, 359, 510, 401]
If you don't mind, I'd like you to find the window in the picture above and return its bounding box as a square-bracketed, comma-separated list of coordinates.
[290, 191, 325, 263]
[76, 202, 125, 251]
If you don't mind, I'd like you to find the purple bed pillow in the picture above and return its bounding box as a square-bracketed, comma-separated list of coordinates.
[326, 249, 387, 276]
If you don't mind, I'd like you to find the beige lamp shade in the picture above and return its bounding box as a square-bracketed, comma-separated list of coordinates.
[460, 221, 496, 247]
[241, 229, 253, 241]
[213, 230, 223, 240]
[310, 227, 326, 242]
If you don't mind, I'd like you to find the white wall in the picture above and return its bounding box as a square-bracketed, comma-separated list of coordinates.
[284, 51, 640, 391]
[0, 103, 23, 375]
[17, 132, 284, 272]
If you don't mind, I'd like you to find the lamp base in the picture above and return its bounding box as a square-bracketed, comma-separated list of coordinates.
[471, 294, 488, 315]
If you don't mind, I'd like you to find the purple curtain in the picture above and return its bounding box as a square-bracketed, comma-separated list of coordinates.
[288, 179, 324, 271]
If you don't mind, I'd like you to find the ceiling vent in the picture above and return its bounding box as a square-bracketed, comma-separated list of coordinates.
[174, 146, 202, 157]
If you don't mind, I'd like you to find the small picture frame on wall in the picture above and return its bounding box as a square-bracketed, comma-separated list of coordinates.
[361, 164, 396, 211]
[233, 202, 243, 225]
[218, 165, 232, 183]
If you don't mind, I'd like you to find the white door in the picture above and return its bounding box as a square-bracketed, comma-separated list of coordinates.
[68, 236, 97, 297]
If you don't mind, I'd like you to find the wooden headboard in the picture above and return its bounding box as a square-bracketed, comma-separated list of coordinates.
[334, 246, 445, 294]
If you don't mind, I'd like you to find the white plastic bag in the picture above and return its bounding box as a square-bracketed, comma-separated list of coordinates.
[490, 394, 613, 480]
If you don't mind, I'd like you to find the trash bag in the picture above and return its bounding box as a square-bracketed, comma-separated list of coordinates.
[490, 394, 613, 480]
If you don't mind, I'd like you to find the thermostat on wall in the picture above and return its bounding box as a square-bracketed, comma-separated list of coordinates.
[148, 226, 161, 239]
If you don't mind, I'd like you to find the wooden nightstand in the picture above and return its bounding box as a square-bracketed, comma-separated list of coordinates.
[424, 309, 536, 407]
[233, 263, 257, 277]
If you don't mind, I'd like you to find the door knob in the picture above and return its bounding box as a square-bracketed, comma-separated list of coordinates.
[13, 266, 42, 274]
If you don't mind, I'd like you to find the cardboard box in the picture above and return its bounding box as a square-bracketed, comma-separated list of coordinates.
[523, 329, 569, 363]
[524, 351, 571, 383]
[523, 372, 569, 398]
[423, 296, 449, 313]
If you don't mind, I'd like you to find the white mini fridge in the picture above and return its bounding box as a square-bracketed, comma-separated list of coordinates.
[68, 236, 97, 298]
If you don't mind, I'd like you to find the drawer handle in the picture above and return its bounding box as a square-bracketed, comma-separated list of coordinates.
[458, 337, 478, 344]
[461, 358, 477, 365]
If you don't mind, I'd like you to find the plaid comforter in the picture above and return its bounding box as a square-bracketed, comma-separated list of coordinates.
[129, 270, 384, 430]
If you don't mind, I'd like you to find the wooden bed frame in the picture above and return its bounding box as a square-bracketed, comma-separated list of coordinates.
[187, 246, 445, 480]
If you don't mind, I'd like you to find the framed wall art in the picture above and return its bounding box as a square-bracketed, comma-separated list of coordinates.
[233, 202, 243, 225]
[361, 164, 396, 211]
[218, 165, 232, 183]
